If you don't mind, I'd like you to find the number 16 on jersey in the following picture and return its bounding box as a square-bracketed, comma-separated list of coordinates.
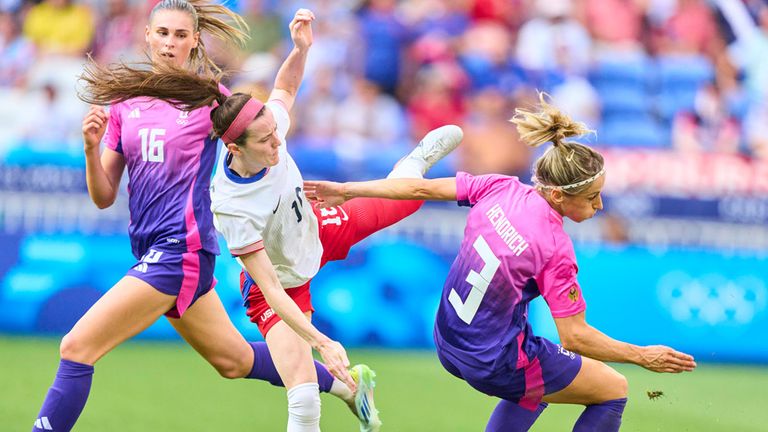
[448, 235, 501, 325]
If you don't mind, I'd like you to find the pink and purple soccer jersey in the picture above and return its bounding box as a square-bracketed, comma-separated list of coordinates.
[102, 98, 220, 259]
[102, 96, 222, 316]
[433, 172, 586, 409]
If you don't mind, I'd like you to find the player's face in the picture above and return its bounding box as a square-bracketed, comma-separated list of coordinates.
[145, 10, 199, 68]
[559, 174, 605, 223]
[244, 108, 281, 167]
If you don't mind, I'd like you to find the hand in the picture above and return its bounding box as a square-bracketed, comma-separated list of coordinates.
[315, 338, 356, 392]
[640, 345, 697, 373]
[304, 180, 348, 208]
[82, 105, 108, 152]
[289, 8, 314, 51]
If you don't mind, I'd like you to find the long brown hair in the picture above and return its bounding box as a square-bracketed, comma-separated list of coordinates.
[79, 62, 262, 146]
[510, 92, 604, 195]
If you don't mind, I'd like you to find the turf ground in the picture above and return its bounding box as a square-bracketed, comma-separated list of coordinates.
[2, 336, 766, 431]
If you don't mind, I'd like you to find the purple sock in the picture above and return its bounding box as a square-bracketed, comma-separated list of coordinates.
[246, 342, 334, 393]
[485, 400, 548, 432]
[33, 359, 94, 432]
[573, 398, 627, 432]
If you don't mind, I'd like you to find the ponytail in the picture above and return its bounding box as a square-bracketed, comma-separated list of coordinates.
[510, 92, 604, 194]
[78, 59, 224, 110]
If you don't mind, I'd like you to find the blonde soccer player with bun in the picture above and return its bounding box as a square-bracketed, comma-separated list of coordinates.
[305, 93, 697, 432]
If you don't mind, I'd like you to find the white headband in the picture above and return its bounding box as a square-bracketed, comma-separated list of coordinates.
[534, 167, 605, 191]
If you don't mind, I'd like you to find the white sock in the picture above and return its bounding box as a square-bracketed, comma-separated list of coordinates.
[287, 382, 321, 432]
[387, 157, 425, 179]
[329, 379, 354, 402]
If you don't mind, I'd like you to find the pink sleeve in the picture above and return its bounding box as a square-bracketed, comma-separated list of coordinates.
[102, 103, 123, 153]
[456, 172, 518, 207]
[535, 231, 586, 318]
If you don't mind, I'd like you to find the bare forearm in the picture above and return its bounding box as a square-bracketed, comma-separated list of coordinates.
[343, 178, 456, 201]
[84, 147, 117, 209]
[259, 278, 329, 349]
[563, 324, 645, 365]
[273, 47, 309, 98]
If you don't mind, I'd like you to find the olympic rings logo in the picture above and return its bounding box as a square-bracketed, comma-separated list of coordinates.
[656, 271, 767, 326]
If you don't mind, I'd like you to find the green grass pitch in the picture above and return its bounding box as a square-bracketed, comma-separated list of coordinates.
[2, 336, 767, 431]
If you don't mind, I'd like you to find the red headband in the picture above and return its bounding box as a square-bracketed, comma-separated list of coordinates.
[220, 98, 265, 144]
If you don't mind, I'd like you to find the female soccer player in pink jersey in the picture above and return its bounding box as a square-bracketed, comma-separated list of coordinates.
[83, 9, 462, 429]
[32, 3, 362, 432]
[62, 5, 464, 431]
[304, 94, 698, 432]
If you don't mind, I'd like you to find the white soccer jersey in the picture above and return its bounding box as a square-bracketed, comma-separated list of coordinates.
[211, 100, 323, 288]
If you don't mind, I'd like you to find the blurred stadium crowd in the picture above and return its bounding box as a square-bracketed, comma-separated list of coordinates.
[2, 0, 768, 179]
[2, 1, 768, 358]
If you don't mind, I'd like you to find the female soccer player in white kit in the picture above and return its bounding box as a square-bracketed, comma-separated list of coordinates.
[34, 3, 370, 431]
[76, 7, 463, 431]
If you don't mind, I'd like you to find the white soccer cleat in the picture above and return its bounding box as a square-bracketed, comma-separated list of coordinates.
[351, 364, 382, 432]
[407, 125, 463, 174]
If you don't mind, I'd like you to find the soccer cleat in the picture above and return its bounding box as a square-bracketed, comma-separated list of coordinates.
[351, 364, 382, 432]
[406, 125, 463, 174]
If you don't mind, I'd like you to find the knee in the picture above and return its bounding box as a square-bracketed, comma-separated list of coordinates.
[616, 373, 629, 398]
[60, 332, 92, 364]
[211, 357, 251, 379]
[605, 370, 629, 401]
[287, 383, 321, 425]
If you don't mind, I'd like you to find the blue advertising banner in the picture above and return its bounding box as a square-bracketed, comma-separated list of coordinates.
[530, 246, 768, 363]
[1, 231, 766, 363]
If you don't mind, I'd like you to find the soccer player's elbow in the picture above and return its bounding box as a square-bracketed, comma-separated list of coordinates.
[560, 331, 586, 353]
[92, 194, 116, 209]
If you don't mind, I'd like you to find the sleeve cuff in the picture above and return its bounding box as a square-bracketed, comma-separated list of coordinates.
[230, 240, 264, 257]
[550, 304, 586, 319]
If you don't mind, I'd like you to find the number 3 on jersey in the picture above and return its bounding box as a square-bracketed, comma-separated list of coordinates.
[448, 235, 500, 325]
[138, 128, 165, 163]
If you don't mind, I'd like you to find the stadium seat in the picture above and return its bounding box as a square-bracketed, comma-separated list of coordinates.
[656, 54, 714, 91]
[654, 55, 714, 120]
[588, 57, 652, 92]
[598, 116, 669, 148]
[598, 84, 653, 119]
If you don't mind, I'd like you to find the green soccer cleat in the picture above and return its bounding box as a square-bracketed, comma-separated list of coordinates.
[350, 364, 382, 432]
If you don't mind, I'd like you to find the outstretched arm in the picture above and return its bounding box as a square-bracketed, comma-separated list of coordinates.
[553, 312, 697, 373]
[239, 248, 356, 390]
[269, 8, 314, 112]
[304, 177, 458, 208]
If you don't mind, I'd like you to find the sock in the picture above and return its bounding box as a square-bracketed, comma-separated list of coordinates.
[33, 359, 94, 432]
[485, 401, 547, 432]
[246, 342, 334, 393]
[287, 382, 321, 432]
[387, 157, 425, 179]
[329, 379, 354, 401]
[573, 398, 627, 432]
